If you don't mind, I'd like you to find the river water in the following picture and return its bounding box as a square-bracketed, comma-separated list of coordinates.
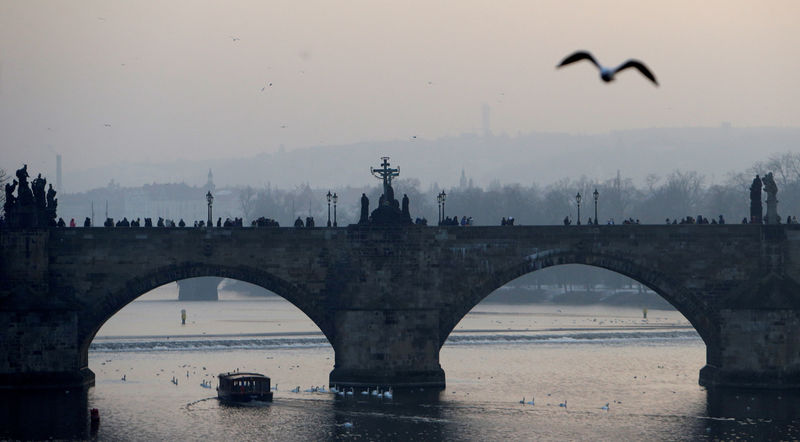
[81, 286, 798, 441]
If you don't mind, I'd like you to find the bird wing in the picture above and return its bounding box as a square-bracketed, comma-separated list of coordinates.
[614, 60, 658, 86]
[557, 51, 600, 69]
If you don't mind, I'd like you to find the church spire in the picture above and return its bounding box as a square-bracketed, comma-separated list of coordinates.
[206, 169, 215, 192]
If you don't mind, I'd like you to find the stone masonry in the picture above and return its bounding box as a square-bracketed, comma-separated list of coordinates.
[2, 224, 800, 393]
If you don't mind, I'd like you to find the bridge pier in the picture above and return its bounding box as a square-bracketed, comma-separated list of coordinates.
[329, 309, 446, 389]
[0, 309, 94, 440]
[701, 308, 800, 389]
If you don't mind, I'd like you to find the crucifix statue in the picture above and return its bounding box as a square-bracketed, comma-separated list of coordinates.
[370, 157, 400, 206]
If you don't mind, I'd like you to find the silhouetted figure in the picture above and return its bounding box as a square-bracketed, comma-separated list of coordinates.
[294, 217, 304, 228]
[563, 216, 571, 226]
[359, 193, 369, 224]
[104, 217, 113, 227]
[763, 172, 780, 224]
[144, 218, 152, 227]
[402, 194, 410, 220]
[157, 217, 165, 227]
[84, 217, 91, 227]
[750, 174, 763, 224]
[217, 217, 222, 227]
[385, 184, 395, 207]
[56, 217, 65, 227]
[45, 184, 57, 224]
[46, 184, 56, 209]
[31, 174, 46, 209]
[178, 219, 186, 227]
[4, 180, 17, 214]
[15, 164, 29, 184]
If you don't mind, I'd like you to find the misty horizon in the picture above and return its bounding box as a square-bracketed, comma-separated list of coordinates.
[34, 125, 800, 194]
[2, 1, 799, 187]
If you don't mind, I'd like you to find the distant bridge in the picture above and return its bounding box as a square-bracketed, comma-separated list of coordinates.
[2, 224, 800, 394]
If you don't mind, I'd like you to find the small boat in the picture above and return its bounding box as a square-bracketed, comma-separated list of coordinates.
[217, 372, 273, 402]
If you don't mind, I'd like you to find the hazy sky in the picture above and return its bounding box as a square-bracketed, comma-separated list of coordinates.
[1, 1, 799, 179]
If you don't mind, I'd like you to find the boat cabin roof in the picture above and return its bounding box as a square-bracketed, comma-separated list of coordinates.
[218, 372, 270, 382]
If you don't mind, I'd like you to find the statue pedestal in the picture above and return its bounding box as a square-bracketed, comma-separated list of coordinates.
[369, 204, 411, 226]
[765, 196, 780, 224]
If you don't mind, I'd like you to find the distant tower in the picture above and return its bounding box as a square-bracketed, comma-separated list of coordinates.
[205, 169, 215, 192]
[460, 169, 468, 189]
[56, 154, 62, 191]
[481, 103, 491, 137]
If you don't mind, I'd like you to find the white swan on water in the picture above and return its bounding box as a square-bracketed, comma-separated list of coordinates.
[382, 388, 393, 399]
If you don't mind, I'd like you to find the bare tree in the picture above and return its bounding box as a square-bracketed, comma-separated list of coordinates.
[238, 186, 256, 222]
[753, 152, 800, 185]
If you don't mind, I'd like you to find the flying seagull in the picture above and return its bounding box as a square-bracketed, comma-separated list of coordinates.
[557, 51, 658, 86]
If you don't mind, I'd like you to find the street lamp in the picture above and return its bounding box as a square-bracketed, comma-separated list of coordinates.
[575, 192, 582, 225]
[206, 191, 214, 227]
[593, 188, 599, 225]
[437, 193, 443, 224]
[440, 191, 447, 222]
[333, 193, 338, 227]
[326, 191, 332, 227]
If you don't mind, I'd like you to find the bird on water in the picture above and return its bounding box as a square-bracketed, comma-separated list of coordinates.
[557, 50, 658, 86]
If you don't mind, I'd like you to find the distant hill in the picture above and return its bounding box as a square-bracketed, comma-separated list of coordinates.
[64, 126, 800, 192]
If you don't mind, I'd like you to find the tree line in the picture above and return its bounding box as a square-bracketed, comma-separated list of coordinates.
[241, 152, 800, 227]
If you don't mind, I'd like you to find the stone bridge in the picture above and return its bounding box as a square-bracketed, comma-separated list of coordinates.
[2, 224, 800, 395]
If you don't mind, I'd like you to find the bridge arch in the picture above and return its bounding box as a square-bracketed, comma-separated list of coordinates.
[78, 261, 334, 363]
[441, 248, 719, 363]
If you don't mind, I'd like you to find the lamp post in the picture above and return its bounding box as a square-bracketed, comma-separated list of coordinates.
[593, 188, 599, 225]
[440, 191, 447, 222]
[333, 193, 338, 227]
[437, 193, 443, 224]
[326, 191, 332, 227]
[206, 191, 214, 227]
[575, 192, 582, 225]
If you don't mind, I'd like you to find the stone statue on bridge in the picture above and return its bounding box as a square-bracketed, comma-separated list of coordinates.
[763, 172, 780, 224]
[32, 174, 46, 210]
[368, 157, 412, 225]
[750, 174, 763, 224]
[4, 180, 17, 215]
[359, 193, 369, 224]
[46, 184, 58, 225]
[4, 165, 59, 228]
[15, 164, 33, 208]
